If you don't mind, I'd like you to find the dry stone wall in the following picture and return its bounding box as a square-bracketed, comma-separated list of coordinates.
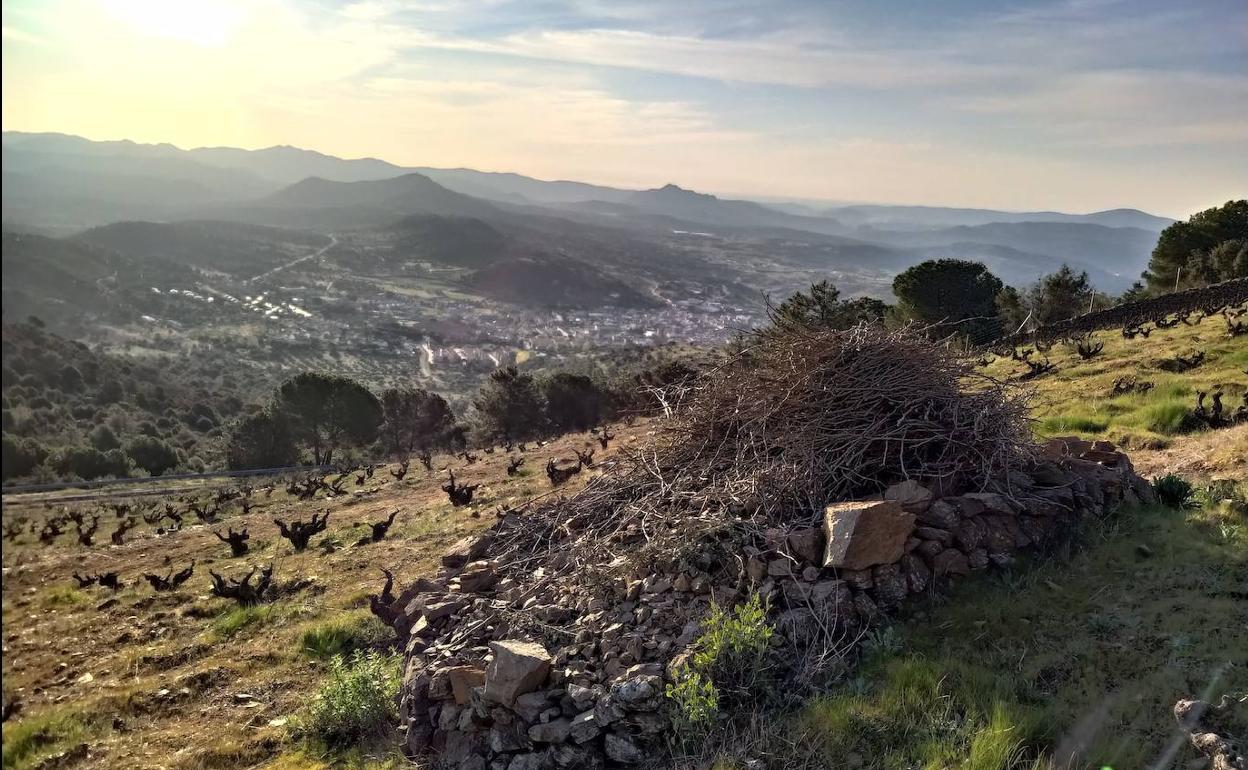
[388, 437, 1156, 769]
[994, 277, 1248, 348]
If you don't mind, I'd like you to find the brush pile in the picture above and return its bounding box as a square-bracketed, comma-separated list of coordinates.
[486, 325, 1034, 590]
[390, 324, 1154, 769]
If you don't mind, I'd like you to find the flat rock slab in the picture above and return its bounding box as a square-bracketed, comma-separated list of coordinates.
[823, 500, 916, 571]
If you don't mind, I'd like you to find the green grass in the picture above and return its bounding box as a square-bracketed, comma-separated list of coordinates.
[1130, 399, 1191, 434]
[299, 614, 391, 659]
[1, 708, 105, 770]
[37, 585, 87, 609]
[701, 503, 1248, 769]
[207, 603, 283, 641]
[986, 322, 1248, 450]
[1036, 413, 1109, 434]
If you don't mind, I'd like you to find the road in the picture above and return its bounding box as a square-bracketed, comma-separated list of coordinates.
[245, 234, 337, 285]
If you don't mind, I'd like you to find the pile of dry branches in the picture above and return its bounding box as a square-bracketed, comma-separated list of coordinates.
[487, 324, 1035, 589]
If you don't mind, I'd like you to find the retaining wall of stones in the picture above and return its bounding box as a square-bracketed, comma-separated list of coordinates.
[994, 277, 1248, 348]
[390, 437, 1157, 769]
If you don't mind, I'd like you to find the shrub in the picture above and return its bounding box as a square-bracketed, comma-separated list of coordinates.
[2, 434, 48, 481]
[49, 446, 129, 480]
[673, 594, 768, 708]
[124, 436, 180, 476]
[293, 651, 401, 748]
[1152, 474, 1195, 509]
[665, 669, 720, 740]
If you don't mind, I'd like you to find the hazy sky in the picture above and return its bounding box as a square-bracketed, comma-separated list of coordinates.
[3, 0, 1246, 216]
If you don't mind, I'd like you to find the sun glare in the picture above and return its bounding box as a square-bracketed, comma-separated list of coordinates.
[101, 0, 244, 47]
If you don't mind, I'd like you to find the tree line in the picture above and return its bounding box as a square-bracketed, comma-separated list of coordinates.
[223, 367, 640, 471]
[772, 200, 1245, 343]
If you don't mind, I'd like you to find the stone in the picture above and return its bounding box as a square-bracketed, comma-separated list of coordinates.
[787, 527, 825, 563]
[610, 674, 664, 711]
[528, 718, 571, 744]
[447, 666, 486, 705]
[513, 691, 553, 723]
[884, 480, 933, 514]
[961, 492, 1016, 515]
[767, 558, 795, 577]
[915, 526, 953, 545]
[900, 553, 930, 593]
[951, 495, 986, 517]
[871, 563, 908, 608]
[917, 500, 960, 529]
[486, 641, 553, 707]
[442, 534, 491, 569]
[823, 500, 915, 570]
[507, 751, 552, 770]
[931, 549, 970, 576]
[604, 733, 646, 764]
[569, 710, 602, 743]
[489, 720, 531, 753]
[967, 548, 990, 570]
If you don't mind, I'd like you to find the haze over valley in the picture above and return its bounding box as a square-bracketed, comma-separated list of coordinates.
[2, 130, 1183, 402]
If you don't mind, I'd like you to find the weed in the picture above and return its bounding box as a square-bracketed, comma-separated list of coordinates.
[1152, 474, 1195, 509]
[690, 593, 774, 698]
[292, 651, 401, 749]
[1037, 414, 1108, 435]
[665, 669, 720, 741]
[37, 586, 86, 609]
[208, 604, 282, 641]
[300, 614, 391, 659]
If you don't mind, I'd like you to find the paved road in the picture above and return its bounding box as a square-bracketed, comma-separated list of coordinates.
[245, 234, 337, 285]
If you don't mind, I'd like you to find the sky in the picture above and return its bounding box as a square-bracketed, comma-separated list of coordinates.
[2, 0, 1246, 216]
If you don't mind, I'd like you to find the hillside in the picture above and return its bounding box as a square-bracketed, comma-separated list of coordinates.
[985, 316, 1248, 479]
[75, 221, 329, 277]
[1, 321, 265, 481]
[2, 317, 1244, 770]
[1, 231, 197, 328]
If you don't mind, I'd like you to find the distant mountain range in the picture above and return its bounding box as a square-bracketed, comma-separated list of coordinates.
[2, 131, 1175, 293]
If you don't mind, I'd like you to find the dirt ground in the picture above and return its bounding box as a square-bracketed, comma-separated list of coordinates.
[1, 425, 652, 769]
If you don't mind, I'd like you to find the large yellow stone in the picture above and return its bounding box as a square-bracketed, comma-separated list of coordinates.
[822, 499, 916, 570]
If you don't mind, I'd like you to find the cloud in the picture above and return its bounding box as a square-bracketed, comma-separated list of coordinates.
[2, 0, 1244, 214]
